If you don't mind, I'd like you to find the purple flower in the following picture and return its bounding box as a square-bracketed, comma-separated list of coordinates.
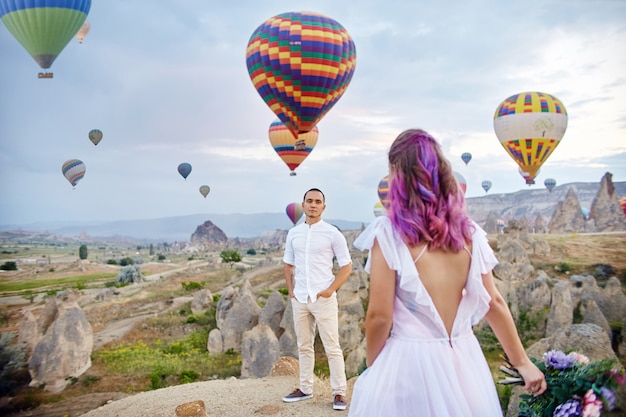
[553, 399, 583, 417]
[544, 350, 576, 370]
[600, 386, 616, 411]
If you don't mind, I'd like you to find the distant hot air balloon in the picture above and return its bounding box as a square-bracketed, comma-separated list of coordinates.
[246, 11, 357, 138]
[453, 171, 467, 194]
[177, 163, 192, 180]
[0, 0, 91, 77]
[76, 20, 90, 43]
[199, 185, 210, 198]
[497, 219, 505, 233]
[581, 207, 590, 220]
[461, 152, 472, 166]
[62, 159, 85, 188]
[268, 119, 318, 176]
[286, 202, 303, 225]
[618, 197, 626, 217]
[544, 177, 556, 193]
[88, 129, 102, 146]
[377, 176, 390, 210]
[494, 92, 567, 185]
[373, 201, 386, 218]
[481, 180, 492, 193]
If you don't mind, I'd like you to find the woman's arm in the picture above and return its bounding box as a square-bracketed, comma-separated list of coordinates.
[365, 238, 396, 367]
[482, 270, 547, 395]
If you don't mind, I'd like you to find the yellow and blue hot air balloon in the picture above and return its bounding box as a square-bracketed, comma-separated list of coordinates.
[0, 0, 91, 77]
[268, 119, 318, 176]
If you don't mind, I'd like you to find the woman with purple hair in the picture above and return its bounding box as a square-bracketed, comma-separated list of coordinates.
[349, 129, 545, 416]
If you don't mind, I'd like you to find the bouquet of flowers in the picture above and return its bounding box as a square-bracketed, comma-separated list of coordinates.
[498, 350, 625, 417]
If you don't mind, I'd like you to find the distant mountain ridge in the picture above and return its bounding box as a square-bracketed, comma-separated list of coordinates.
[1, 181, 624, 242]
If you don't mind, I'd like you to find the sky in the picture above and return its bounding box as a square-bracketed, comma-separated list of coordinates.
[1, 0, 625, 227]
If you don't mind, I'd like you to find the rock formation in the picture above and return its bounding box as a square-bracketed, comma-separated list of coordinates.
[589, 172, 626, 232]
[27, 289, 93, 393]
[189, 220, 228, 248]
[547, 188, 587, 233]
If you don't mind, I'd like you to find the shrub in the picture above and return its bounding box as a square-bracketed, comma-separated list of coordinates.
[181, 281, 204, 291]
[246, 248, 257, 255]
[116, 265, 142, 284]
[106, 259, 118, 265]
[0, 261, 17, 271]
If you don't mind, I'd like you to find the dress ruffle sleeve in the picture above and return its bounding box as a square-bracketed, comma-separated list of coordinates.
[353, 216, 433, 314]
[467, 221, 498, 325]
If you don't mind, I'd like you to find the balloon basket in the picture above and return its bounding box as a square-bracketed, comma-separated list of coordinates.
[290, 172, 297, 176]
[38, 72, 53, 79]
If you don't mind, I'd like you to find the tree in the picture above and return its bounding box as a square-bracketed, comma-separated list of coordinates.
[79, 244, 88, 260]
[220, 249, 241, 268]
[116, 265, 143, 284]
[0, 261, 17, 271]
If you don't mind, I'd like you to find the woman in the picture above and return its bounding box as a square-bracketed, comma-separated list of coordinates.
[349, 129, 545, 416]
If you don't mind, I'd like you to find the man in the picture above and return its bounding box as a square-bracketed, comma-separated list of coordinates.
[282, 188, 353, 411]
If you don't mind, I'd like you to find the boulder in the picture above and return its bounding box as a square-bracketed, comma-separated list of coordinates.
[240, 324, 280, 378]
[545, 281, 573, 336]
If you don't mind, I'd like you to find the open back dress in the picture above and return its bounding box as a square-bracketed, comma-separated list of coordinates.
[349, 216, 503, 416]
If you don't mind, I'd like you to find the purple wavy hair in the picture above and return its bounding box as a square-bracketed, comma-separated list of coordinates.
[387, 129, 473, 250]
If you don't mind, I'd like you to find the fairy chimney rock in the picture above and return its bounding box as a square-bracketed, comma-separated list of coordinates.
[547, 188, 586, 233]
[589, 172, 626, 232]
[190, 220, 228, 247]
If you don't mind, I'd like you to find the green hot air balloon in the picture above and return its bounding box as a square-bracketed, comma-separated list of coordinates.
[0, 0, 91, 78]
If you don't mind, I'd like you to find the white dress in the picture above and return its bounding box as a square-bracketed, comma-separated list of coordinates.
[349, 216, 504, 417]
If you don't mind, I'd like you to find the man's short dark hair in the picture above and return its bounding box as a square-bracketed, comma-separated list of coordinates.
[303, 188, 325, 203]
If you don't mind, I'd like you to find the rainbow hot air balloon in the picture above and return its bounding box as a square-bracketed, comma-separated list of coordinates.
[461, 152, 472, 166]
[544, 177, 556, 193]
[377, 175, 390, 210]
[0, 0, 91, 77]
[62, 159, 85, 188]
[481, 180, 492, 193]
[268, 119, 319, 176]
[494, 92, 567, 185]
[88, 129, 102, 146]
[286, 202, 303, 225]
[177, 163, 192, 180]
[199, 185, 210, 198]
[246, 11, 357, 138]
[453, 171, 467, 194]
[76, 20, 90, 43]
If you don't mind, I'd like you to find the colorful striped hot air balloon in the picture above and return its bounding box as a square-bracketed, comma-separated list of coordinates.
[373, 201, 386, 218]
[544, 178, 556, 193]
[0, 0, 91, 77]
[286, 202, 303, 225]
[246, 11, 357, 138]
[377, 175, 390, 210]
[494, 92, 567, 185]
[618, 197, 626, 218]
[62, 159, 85, 188]
[268, 119, 318, 176]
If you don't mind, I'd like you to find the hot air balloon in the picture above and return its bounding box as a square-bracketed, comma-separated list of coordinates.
[377, 176, 390, 210]
[177, 163, 192, 180]
[494, 92, 567, 185]
[581, 207, 590, 220]
[481, 180, 492, 193]
[453, 171, 467, 194]
[62, 159, 85, 188]
[88, 129, 102, 146]
[544, 178, 556, 193]
[496, 219, 505, 233]
[0, 0, 91, 77]
[246, 11, 357, 138]
[461, 152, 472, 166]
[199, 185, 210, 198]
[618, 197, 626, 217]
[76, 20, 90, 43]
[286, 202, 303, 225]
[268, 119, 318, 176]
[373, 201, 387, 217]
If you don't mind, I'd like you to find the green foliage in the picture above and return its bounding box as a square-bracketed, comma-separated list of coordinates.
[181, 281, 204, 291]
[220, 250, 241, 267]
[556, 262, 571, 273]
[106, 259, 118, 265]
[278, 287, 289, 296]
[119, 257, 134, 267]
[157, 254, 166, 261]
[213, 294, 221, 302]
[0, 332, 28, 395]
[21, 290, 36, 303]
[246, 248, 257, 255]
[75, 281, 86, 291]
[0, 261, 17, 271]
[179, 370, 199, 384]
[116, 265, 142, 284]
[78, 244, 88, 260]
